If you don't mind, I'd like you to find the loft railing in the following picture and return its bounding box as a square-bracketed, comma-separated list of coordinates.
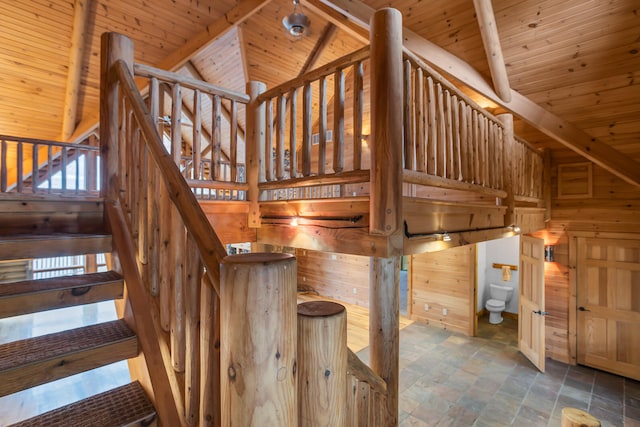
[0, 135, 100, 196]
[514, 136, 544, 202]
[255, 47, 371, 201]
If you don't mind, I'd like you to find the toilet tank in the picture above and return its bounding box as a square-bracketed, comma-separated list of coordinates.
[489, 283, 514, 302]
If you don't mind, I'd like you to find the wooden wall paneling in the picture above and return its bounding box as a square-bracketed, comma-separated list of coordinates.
[410, 245, 475, 336]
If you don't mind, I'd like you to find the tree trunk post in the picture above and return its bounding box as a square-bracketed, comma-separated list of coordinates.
[369, 8, 404, 236]
[246, 81, 266, 228]
[497, 113, 516, 227]
[297, 301, 347, 426]
[220, 253, 297, 426]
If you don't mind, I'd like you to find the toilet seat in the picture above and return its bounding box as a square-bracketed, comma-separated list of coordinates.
[485, 299, 505, 311]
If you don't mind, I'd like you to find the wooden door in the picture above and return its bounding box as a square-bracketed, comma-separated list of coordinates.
[577, 237, 640, 380]
[519, 235, 546, 372]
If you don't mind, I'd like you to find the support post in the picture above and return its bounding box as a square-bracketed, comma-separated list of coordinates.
[246, 81, 266, 228]
[369, 8, 403, 235]
[297, 301, 347, 426]
[543, 148, 552, 222]
[497, 113, 516, 227]
[221, 253, 297, 426]
[370, 256, 400, 426]
[100, 32, 133, 203]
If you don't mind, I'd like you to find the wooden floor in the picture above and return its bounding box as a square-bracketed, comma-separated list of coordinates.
[298, 292, 414, 353]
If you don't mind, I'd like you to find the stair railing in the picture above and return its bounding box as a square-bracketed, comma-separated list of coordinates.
[513, 136, 544, 202]
[0, 135, 100, 195]
[101, 32, 240, 426]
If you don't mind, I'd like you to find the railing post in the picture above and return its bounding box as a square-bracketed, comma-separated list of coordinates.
[297, 301, 347, 426]
[100, 32, 133, 202]
[220, 253, 297, 426]
[497, 113, 516, 227]
[246, 81, 266, 227]
[370, 8, 404, 236]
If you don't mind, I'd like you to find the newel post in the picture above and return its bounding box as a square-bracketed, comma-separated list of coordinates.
[497, 113, 515, 227]
[220, 253, 297, 426]
[297, 301, 347, 426]
[370, 8, 404, 236]
[246, 81, 266, 228]
[100, 32, 133, 203]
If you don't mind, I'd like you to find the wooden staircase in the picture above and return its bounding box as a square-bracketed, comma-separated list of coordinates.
[0, 209, 157, 426]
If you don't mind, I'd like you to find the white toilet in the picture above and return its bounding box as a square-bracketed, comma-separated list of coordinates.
[485, 283, 514, 324]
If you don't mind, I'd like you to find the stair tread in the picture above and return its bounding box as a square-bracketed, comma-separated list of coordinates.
[0, 319, 135, 372]
[0, 271, 123, 297]
[9, 381, 156, 427]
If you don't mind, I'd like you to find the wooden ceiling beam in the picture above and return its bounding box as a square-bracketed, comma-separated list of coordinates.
[60, 0, 92, 141]
[297, 23, 337, 77]
[472, 0, 511, 102]
[316, 0, 640, 187]
[69, 0, 270, 144]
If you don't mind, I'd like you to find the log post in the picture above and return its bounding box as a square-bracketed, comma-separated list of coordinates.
[370, 8, 403, 235]
[561, 407, 600, 427]
[246, 81, 266, 228]
[370, 256, 400, 426]
[297, 301, 347, 426]
[497, 113, 516, 227]
[220, 253, 297, 426]
[100, 32, 133, 203]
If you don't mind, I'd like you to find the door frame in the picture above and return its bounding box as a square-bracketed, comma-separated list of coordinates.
[568, 231, 640, 365]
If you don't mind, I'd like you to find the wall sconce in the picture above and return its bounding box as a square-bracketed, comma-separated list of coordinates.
[544, 245, 555, 262]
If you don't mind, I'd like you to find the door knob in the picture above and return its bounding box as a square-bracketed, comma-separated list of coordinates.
[578, 306, 590, 312]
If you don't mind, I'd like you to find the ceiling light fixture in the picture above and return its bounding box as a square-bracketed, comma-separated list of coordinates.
[282, 0, 310, 37]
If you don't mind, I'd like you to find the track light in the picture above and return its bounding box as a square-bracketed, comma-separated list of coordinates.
[282, 0, 310, 37]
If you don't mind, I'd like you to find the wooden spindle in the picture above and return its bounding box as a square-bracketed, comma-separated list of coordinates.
[148, 77, 160, 295]
[170, 217, 186, 373]
[185, 234, 202, 427]
[221, 253, 297, 426]
[289, 89, 298, 178]
[247, 81, 266, 228]
[17, 141, 24, 193]
[459, 102, 468, 182]
[403, 60, 414, 171]
[444, 90, 454, 179]
[212, 95, 222, 181]
[0, 140, 6, 192]
[318, 76, 327, 175]
[230, 100, 238, 182]
[426, 76, 437, 175]
[302, 81, 312, 177]
[298, 301, 347, 427]
[415, 68, 426, 172]
[193, 89, 202, 180]
[266, 98, 274, 181]
[47, 144, 53, 192]
[159, 180, 172, 331]
[32, 143, 39, 192]
[436, 83, 446, 178]
[276, 95, 286, 180]
[452, 95, 462, 181]
[333, 69, 345, 173]
[472, 109, 479, 184]
[73, 146, 79, 192]
[200, 278, 220, 427]
[353, 61, 364, 171]
[138, 140, 149, 267]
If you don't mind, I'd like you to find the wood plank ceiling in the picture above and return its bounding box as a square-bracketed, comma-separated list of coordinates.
[0, 0, 638, 179]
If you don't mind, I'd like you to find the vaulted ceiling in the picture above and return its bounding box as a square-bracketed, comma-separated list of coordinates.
[1, 0, 639, 183]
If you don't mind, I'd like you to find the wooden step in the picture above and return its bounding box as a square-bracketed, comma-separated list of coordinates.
[0, 271, 124, 319]
[9, 381, 156, 427]
[0, 319, 137, 397]
[0, 234, 112, 261]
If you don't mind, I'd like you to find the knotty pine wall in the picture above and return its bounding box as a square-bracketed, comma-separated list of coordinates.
[532, 151, 640, 364]
[410, 245, 476, 336]
[295, 249, 370, 307]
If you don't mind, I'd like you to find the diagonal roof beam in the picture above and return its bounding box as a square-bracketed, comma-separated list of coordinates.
[472, 0, 511, 102]
[313, 0, 640, 188]
[69, 0, 270, 143]
[298, 23, 338, 77]
[61, 0, 93, 141]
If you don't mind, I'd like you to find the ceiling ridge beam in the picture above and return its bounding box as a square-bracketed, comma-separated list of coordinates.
[61, 0, 93, 141]
[313, 0, 640, 187]
[472, 0, 511, 102]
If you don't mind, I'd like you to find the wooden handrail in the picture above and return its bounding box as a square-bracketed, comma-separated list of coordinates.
[0, 134, 99, 150]
[257, 46, 370, 102]
[134, 63, 250, 104]
[347, 348, 387, 394]
[114, 59, 227, 295]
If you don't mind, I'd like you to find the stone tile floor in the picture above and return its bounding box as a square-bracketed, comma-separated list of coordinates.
[358, 314, 640, 426]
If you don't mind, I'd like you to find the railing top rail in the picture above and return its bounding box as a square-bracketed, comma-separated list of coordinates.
[134, 63, 250, 104]
[115, 59, 227, 295]
[515, 135, 543, 154]
[402, 48, 503, 127]
[257, 46, 370, 102]
[0, 135, 99, 150]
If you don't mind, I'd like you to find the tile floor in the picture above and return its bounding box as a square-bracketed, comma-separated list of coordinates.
[357, 314, 640, 426]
